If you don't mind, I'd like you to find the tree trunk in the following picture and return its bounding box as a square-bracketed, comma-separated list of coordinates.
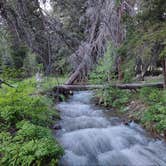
[66, 58, 86, 85]
[162, 58, 166, 88]
[56, 82, 164, 91]
[117, 56, 123, 81]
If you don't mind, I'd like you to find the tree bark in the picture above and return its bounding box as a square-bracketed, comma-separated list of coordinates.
[65, 56, 87, 85]
[55, 82, 164, 91]
[117, 56, 123, 81]
[162, 58, 166, 88]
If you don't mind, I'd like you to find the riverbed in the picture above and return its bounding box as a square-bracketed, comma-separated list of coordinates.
[56, 91, 166, 166]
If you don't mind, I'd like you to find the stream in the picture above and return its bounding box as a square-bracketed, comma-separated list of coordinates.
[56, 91, 166, 166]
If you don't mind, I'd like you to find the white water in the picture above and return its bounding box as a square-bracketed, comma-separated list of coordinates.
[56, 91, 166, 166]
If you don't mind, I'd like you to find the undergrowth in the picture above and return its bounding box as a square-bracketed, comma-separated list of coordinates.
[139, 88, 166, 134]
[89, 40, 166, 135]
[93, 86, 166, 135]
[94, 87, 131, 110]
[0, 77, 64, 166]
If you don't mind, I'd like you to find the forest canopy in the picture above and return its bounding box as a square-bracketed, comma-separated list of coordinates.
[0, 0, 165, 85]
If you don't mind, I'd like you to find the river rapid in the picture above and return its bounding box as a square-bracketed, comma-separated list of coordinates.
[56, 91, 166, 166]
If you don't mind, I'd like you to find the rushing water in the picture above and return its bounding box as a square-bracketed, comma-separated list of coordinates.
[56, 91, 166, 166]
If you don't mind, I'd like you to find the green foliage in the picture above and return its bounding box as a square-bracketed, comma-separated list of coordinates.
[0, 78, 64, 165]
[115, 0, 121, 6]
[118, 0, 166, 81]
[0, 28, 13, 71]
[52, 47, 72, 75]
[11, 45, 28, 69]
[1, 67, 26, 80]
[117, 22, 166, 84]
[139, 88, 166, 133]
[0, 122, 63, 166]
[40, 76, 66, 91]
[0, 90, 56, 128]
[54, 0, 85, 40]
[89, 43, 116, 84]
[122, 59, 135, 83]
[93, 86, 166, 135]
[138, 0, 166, 23]
[94, 87, 131, 110]
[139, 88, 161, 104]
[160, 47, 166, 58]
[23, 52, 38, 76]
[142, 105, 166, 132]
[0, 27, 39, 79]
[89, 0, 166, 136]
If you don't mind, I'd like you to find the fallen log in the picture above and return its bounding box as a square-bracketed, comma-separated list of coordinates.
[65, 60, 85, 85]
[55, 85, 104, 91]
[55, 82, 164, 91]
[113, 82, 164, 89]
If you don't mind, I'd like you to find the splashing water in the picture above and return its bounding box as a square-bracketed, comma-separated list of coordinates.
[56, 91, 166, 166]
[35, 72, 43, 90]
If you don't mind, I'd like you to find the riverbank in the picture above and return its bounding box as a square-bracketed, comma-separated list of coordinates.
[56, 91, 166, 166]
[0, 77, 65, 165]
[92, 87, 166, 140]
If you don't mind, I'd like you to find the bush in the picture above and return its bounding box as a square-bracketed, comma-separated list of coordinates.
[0, 121, 63, 166]
[0, 89, 58, 129]
[94, 87, 131, 109]
[1, 67, 26, 80]
[139, 87, 163, 104]
[122, 59, 135, 83]
[89, 43, 116, 84]
[0, 80, 63, 165]
[139, 88, 166, 133]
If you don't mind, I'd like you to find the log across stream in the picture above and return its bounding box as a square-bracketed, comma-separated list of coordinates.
[55, 91, 166, 166]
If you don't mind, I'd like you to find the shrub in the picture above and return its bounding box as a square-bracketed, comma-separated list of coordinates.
[89, 43, 116, 84]
[0, 80, 64, 165]
[122, 59, 135, 83]
[0, 123, 63, 166]
[140, 88, 166, 133]
[0, 89, 58, 129]
[94, 87, 131, 109]
[1, 67, 26, 80]
[139, 87, 162, 104]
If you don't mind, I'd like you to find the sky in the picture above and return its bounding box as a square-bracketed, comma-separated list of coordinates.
[39, 0, 53, 13]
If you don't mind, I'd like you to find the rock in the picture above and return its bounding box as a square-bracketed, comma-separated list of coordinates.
[53, 124, 61, 130]
[131, 101, 135, 105]
[122, 119, 129, 126]
[160, 133, 164, 137]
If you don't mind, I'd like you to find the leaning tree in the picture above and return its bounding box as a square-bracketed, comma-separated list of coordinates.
[66, 0, 135, 84]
